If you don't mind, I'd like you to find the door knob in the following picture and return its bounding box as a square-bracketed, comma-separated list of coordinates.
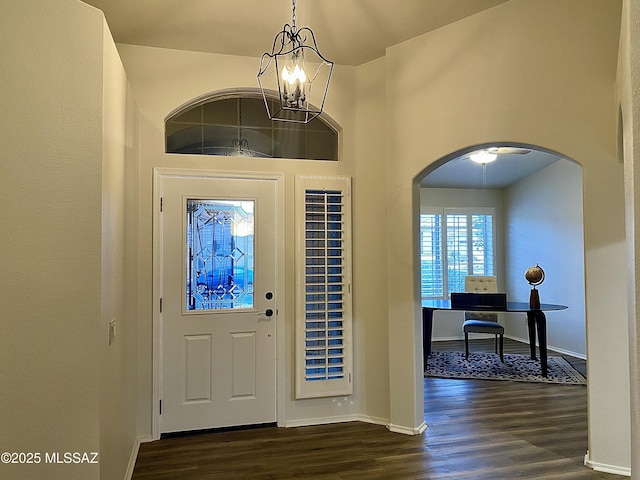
[258, 309, 275, 321]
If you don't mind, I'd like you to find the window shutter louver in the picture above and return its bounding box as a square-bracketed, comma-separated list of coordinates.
[296, 176, 352, 399]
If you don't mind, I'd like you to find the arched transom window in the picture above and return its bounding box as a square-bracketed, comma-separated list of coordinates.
[166, 93, 339, 160]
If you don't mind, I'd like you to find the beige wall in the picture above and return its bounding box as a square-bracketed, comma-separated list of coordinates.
[116, 43, 400, 432]
[619, 0, 640, 477]
[1, 0, 635, 477]
[354, 57, 390, 423]
[386, 0, 629, 470]
[505, 160, 586, 358]
[121, 0, 630, 470]
[100, 18, 140, 480]
[0, 1, 103, 479]
[1, 2, 140, 479]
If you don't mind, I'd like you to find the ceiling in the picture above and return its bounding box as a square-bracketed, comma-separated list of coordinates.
[421, 148, 563, 189]
[83, 0, 556, 188]
[83, 0, 509, 66]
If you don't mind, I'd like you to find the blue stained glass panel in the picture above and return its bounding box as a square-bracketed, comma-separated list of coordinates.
[186, 199, 254, 310]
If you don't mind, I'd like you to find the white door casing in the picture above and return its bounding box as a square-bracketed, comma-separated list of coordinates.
[153, 170, 283, 436]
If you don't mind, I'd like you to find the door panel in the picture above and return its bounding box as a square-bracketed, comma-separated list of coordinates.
[231, 332, 256, 398]
[160, 175, 277, 434]
[184, 334, 212, 402]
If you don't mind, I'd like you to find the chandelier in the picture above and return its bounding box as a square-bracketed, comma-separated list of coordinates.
[257, 0, 333, 124]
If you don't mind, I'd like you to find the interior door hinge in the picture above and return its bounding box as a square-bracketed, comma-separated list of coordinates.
[160, 197, 163, 212]
[159, 399, 162, 415]
[160, 298, 163, 313]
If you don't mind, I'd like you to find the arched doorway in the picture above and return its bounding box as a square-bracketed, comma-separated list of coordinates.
[416, 143, 587, 368]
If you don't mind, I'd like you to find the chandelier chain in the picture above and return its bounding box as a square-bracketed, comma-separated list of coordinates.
[291, 0, 297, 29]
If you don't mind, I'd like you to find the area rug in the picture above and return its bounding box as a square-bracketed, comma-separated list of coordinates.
[425, 351, 586, 385]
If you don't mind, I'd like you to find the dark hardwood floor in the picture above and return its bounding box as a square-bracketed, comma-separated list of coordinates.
[132, 339, 624, 480]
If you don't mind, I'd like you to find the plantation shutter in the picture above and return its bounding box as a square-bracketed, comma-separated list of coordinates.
[420, 208, 495, 299]
[445, 210, 469, 294]
[471, 213, 494, 275]
[295, 175, 353, 399]
[419, 212, 443, 297]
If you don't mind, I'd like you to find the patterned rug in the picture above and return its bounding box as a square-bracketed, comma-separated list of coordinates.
[425, 351, 586, 385]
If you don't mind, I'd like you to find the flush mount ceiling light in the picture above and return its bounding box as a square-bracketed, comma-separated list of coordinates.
[467, 146, 531, 189]
[469, 146, 531, 164]
[469, 149, 498, 164]
[257, 0, 334, 124]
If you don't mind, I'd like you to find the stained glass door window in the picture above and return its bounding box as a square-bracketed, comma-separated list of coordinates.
[186, 199, 254, 311]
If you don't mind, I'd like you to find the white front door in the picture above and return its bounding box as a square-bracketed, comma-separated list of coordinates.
[159, 173, 277, 434]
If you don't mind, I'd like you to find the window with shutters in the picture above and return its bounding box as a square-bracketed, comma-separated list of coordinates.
[295, 175, 352, 399]
[420, 208, 495, 299]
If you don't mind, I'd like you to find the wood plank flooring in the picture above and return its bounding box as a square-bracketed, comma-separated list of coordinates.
[132, 339, 625, 480]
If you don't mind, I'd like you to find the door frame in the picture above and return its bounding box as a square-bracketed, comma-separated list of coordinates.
[152, 168, 285, 439]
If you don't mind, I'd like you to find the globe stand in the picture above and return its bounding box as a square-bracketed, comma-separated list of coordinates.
[525, 264, 545, 310]
[529, 287, 540, 310]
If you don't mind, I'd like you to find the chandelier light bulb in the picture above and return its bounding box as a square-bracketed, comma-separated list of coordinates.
[282, 63, 307, 84]
[281, 58, 308, 109]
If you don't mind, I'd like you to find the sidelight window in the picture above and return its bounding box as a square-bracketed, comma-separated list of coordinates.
[295, 176, 352, 399]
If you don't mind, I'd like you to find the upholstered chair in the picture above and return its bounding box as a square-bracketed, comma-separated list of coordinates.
[463, 275, 504, 362]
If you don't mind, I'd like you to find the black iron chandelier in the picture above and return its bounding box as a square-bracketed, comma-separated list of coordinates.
[257, 0, 333, 124]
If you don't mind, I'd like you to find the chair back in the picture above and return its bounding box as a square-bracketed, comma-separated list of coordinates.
[464, 275, 498, 322]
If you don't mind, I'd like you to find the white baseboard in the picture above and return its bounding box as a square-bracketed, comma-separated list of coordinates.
[282, 414, 426, 436]
[584, 450, 631, 476]
[388, 421, 427, 436]
[432, 334, 501, 341]
[283, 413, 364, 428]
[434, 334, 588, 360]
[505, 334, 586, 360]
[355, 414, 390, 427]
[282, 414, 394, 430]
[355, 414, 428, 436]
[432, 335, 466, 341]
[125, 435, 153, 480]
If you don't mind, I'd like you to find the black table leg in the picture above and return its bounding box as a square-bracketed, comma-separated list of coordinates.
[526, 311, 537, 360]
[534, 311, 548, 377]
[526, 310, 549, 377]
[422, 308, 434, 370]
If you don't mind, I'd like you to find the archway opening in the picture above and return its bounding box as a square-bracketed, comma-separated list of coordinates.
[416, 143, 587, 375]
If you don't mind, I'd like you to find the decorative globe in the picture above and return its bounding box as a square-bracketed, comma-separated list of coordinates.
[525, 264, 545, 287]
